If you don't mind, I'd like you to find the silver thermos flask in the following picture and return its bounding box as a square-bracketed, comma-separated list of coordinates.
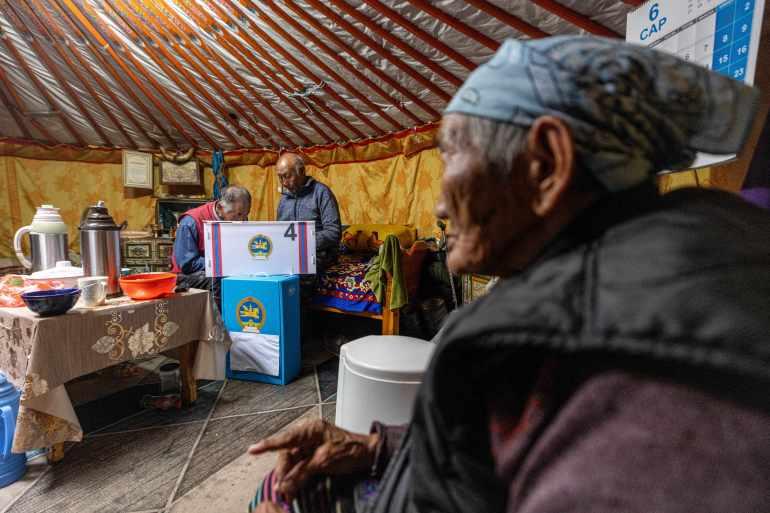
[79, 201, 122, 296]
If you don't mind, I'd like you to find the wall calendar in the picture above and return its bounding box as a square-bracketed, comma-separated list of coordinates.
[627, 0, 766, 167]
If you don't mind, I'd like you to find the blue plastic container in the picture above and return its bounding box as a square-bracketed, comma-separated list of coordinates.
[222, 276, 301, 385]
[0, 372, 27, 488]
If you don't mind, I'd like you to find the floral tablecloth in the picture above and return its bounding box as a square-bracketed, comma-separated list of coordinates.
[0, 289, 227, 452]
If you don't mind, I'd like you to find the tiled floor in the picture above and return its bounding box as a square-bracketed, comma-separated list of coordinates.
[0, 343, 340, 513]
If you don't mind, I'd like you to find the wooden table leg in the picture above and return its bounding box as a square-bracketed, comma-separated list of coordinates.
[381, 307, 400, 335]
[179, 340, 199, 406]
[47, 442, 65, 464]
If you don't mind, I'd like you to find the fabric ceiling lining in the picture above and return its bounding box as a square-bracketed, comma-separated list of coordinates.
[0, 0, 635, 151]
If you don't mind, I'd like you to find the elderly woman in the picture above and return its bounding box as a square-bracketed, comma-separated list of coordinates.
[249, 36, 770, 513]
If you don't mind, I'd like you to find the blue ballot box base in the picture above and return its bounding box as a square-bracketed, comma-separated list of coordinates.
[222, 275, 301, 386]
[226, 352, 301, 386]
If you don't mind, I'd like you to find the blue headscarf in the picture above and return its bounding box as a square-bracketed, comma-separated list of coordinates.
[445, 36, 759, 191]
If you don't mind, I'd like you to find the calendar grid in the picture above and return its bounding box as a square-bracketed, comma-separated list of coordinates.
[632, 0, 757, 83]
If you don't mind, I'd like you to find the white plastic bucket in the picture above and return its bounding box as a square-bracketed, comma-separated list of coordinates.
[335, 335, 435, 434]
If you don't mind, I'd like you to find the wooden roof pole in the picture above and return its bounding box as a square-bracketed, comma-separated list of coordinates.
[403, 0, 499, 51]
[127, 1, 255, 147]
[257, 0, 424, 126]
[207, 0, 375, 137]
[55, 0, 197, 147]
[2, 2, 114, 146]
[24, 0, 147, 148]
[22, 0, 139, 148]
[207, 38, 335, 143]
[132, 0, 288, 147]
[0, 80, 32, 139]
[149, 0, 320, 145]
[278, 0, 440, 121]
[528, 0, 621, 38]
[49, 0, 175, 146]
[80, 2, 215, 148]
[0, 14, 85, 145]
[104, 0, 247, 148]
[138, 0, 303, 147]
[303, 0, 452, 102]
[0, 62, 54, 141]
[463, 0, 550, 38]
[359, 0, 476, 70]
[328, 0, 462, 87]
[229, 0, 401, 132]
[174, 0, 353, 141]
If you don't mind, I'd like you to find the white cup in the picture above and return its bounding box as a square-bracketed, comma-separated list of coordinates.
[78, 276, 108, 307]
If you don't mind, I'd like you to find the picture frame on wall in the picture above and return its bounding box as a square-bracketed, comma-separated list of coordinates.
[122, 150, 153, 189]
[156, 198, 208, 233]
[160, 160, 201, 186]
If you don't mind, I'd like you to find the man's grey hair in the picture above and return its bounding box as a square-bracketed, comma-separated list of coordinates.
[464, 116, 528, 178]
[284, 154, 306, 176]
[218, 185, 251, 213]
[460, 116, 603, 193]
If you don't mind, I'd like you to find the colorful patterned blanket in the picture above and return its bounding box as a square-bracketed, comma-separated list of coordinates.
[312, 254, 381, 314]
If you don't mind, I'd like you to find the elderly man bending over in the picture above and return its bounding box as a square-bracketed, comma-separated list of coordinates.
[248, 36, 770, 513]
[172, 185, 251, 308]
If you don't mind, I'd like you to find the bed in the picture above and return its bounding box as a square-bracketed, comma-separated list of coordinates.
[310, 225, 428, 335]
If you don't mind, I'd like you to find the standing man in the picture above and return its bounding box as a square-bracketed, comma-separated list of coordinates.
[276, 153, 342, 273]
[171, 185, 251, 308]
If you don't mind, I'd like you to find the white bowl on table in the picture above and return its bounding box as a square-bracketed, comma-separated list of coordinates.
[28, 261, 84, 289]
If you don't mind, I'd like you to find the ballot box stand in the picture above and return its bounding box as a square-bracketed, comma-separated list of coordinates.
[222, 275, 301, 385]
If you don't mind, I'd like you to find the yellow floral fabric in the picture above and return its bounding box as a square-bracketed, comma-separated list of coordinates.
[0, 156, 155, 259]
[0, 128, 445, 260]
[226, 146, 445, 239]
[0, 125, 750, 261]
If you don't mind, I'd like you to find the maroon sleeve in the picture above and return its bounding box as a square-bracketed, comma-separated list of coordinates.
[494, 370, 770, 513]
[369, 422, 408, 478]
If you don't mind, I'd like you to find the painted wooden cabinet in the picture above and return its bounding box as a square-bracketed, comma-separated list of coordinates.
[121, 237, 174, 274]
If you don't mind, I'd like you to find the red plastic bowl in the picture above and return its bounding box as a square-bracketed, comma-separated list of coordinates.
[119, 272, 177, 300]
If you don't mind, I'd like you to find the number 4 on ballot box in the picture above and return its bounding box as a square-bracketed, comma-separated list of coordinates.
[284, 223, 297, 241]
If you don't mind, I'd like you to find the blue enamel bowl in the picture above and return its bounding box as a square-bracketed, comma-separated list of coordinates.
[21, 288, 81, 317]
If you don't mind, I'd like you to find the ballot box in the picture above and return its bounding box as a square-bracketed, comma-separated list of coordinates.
[222, 275, 301, 385]
[204, 221, 316, 277]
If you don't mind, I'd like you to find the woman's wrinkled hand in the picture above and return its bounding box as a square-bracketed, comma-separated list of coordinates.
[248, 419, 379, 502]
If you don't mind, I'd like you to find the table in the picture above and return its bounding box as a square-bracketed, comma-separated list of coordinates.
[0, 289, 228, 460]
